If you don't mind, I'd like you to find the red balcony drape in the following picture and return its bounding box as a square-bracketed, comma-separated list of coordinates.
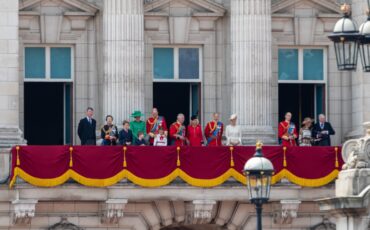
[9, 146, 343, 188]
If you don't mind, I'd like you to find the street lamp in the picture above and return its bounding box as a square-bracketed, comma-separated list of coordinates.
[243, 142, 274, 230]
[329, 2, 370, 72]
[359, 12, 370, 71]
[328, 4, 361, 71]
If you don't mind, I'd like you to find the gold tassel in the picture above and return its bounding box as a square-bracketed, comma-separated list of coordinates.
[69, 147, 73, 167]
[123, 146, 127, 168]
[283, 146, 287, 167]
[335, 147, 339, 168]
[230, 146, 235, 167]
[177, 147, 181, 167]
[16, 146, 20, 166]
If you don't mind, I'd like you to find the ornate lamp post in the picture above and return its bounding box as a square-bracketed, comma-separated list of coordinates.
[243, 142, 274, 230]
[329, 1, 370, 72]
[328, 4, 361, 71]
[359, 11, 370, 71]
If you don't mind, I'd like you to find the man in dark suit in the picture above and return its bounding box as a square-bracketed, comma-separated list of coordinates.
[312, 114, 335, 146]
[77, 107, 96, 145]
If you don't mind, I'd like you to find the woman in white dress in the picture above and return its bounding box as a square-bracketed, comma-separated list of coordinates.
[225, 114, 242, 146]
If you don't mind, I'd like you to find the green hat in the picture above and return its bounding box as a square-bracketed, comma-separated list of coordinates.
[131, 111, 144, 117]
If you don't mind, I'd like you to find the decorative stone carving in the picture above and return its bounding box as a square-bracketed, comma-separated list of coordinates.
[273, 200, 301, 225]
[309, 218, 336, 230]
[185, 200, 216, 224]
[48, 217, 83, 230]
[101, 199, 128, 224]
[11, 199, 38, 225]
[342, 122, 370, 170]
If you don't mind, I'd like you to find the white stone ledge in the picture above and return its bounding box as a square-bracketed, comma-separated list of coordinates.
[0, 184, 335, 202]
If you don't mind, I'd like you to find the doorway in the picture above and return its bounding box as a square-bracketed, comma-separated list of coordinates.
[278, 83, 325, 127]
[153, 83, 200, 126]
[24, 82, 72, 145]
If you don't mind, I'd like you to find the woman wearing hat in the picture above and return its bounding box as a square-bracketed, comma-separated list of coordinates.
[299, 117, 313, 146]
[225, 114, 242, 146]
[129, 111, 146, 145]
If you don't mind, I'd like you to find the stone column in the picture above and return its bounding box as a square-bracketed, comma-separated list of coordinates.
[346, 0, 370, 139]
[230, 0, 276, 144]
[103, 0, 145, 123]
[0, 0, 25, 182]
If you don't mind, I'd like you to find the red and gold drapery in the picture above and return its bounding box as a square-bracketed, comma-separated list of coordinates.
[9, 146, 343, 188]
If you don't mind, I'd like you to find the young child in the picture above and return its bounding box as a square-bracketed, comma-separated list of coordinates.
[153, 127, 167, 146]
[135, 131, 146, 146]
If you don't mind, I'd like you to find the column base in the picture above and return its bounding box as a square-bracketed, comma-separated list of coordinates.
[241, 126, 277, 145]
[0, 126, 26, 148]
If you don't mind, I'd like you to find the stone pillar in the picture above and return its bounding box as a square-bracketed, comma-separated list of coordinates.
[0, 0, 25, 183]
[230, 0, 276, 145]
[103, 0, 145, 123]
[346, 0, 370, 139]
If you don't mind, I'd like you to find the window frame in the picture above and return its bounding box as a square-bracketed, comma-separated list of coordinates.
[23, 45, 74, 82]
[278, 47, 327, 84]
[152, 45, 203, 83]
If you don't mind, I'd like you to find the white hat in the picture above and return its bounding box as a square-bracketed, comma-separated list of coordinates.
[230, 113, 237, 120]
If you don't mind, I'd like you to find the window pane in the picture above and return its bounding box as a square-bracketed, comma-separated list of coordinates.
[179, 48, 199, 79]
[51, 47, 71, 79]
[153, 48, 174, 79]
[278, 49, 298, 80]
[303, 49, 324, 80]
[25, 47, 45, 79]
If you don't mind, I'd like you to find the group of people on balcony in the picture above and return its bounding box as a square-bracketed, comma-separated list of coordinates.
[77, 107, 335, 147]
[278, 112, 335, 147]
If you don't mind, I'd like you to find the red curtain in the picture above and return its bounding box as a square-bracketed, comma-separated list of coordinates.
[10, 146, 343, 188]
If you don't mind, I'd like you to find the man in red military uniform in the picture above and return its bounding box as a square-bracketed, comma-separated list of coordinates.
[278, 112, 298, 147]
[146, 108, 167, 145]
[169, 113, 187, 146]
[204, 113, 224, 146]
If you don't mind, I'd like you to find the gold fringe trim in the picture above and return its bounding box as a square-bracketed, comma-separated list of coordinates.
[69, 147, 73, 168]
[126, 169, 179, 187]
[283, 146, 287, 167]
[283, 169, 339, 187]
[229, 146, 235, 167]
[9, 167, 340, 188]
[176, 147, 181, 167]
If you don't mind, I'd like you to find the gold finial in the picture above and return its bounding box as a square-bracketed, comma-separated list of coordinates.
[340, 3, 351, 15]
[256, 141, 263, 150]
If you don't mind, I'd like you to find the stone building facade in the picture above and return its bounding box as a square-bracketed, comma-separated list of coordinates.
[0, 0, 370, 229]
[2, 0, 368, 147]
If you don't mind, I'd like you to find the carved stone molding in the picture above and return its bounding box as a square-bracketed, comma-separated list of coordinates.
[342, 122, 370, 170]
[48, 217, 83, 230]
[273, 200, 301, 225]
[101, 199, 128, 224]
[185, 200, 216, 224]
[11, 199, 38, 225]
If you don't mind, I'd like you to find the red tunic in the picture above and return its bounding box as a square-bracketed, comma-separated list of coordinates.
[204, 120, 223, 146]
[187, 124, 203, 146]
[146, 116, 167, 144]
[169, 122, 186, 146]
[278, 120, 298, 147]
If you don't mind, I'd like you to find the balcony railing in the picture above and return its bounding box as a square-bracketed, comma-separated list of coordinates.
[7, 145, 343, 188]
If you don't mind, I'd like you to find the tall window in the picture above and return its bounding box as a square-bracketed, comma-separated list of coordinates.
[153, 47, 201, 81]
[278, 47, 326, 124]
[278, 48, 325, 82]
[24, 46, 73, 81]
